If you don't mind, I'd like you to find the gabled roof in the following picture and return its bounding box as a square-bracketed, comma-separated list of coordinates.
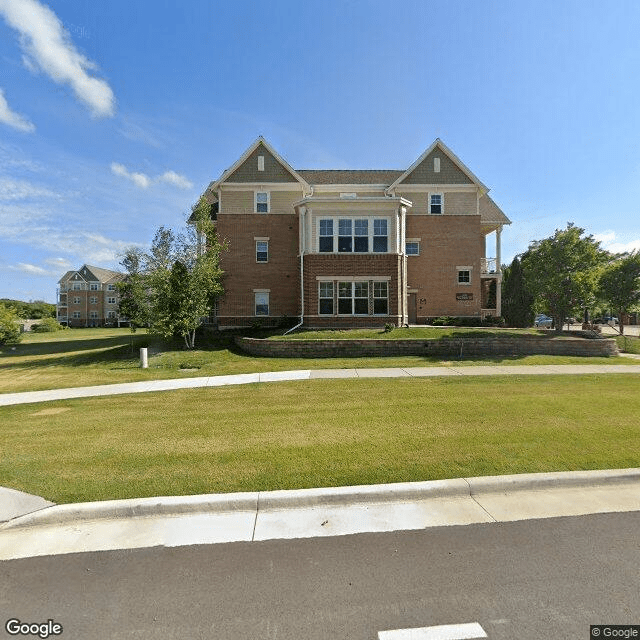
[387, 139, 488, 193]
[59, 264, 121, 284]
[206, 136, 310, 193]
[296, 169, 404, 185]
[479, 194, 511, 225]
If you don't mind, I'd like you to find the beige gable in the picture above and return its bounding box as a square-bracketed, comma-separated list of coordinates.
[400, 147, 473, 185]
[226, 142, 300, 183]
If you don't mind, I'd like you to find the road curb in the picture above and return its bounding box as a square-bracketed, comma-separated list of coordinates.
[2, 469, 638, 532]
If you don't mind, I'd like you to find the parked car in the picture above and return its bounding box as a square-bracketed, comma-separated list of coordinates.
[604, 316, 619, 325]
[534, 314, 553, 328]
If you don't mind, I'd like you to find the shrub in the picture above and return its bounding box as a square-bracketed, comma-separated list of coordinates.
[383, 323, 395, 333]
[31, 317, 66, 333]
[0, 303, 22, 345]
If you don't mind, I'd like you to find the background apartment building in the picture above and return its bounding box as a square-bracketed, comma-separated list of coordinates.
[57, 265, 123, 327]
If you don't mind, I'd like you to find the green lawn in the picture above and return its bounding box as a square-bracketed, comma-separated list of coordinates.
[1, 375, 639, 503]
[1, 327, 636, 394]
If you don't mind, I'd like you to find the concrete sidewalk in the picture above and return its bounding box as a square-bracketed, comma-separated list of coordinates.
[1, 469, 639, 561]
[1, 363, 639, 406]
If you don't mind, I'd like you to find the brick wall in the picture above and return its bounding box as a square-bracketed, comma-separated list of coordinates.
[405, 215, 482, 318]
[236, 335, 619, 358]
[217, 213, 300, 320]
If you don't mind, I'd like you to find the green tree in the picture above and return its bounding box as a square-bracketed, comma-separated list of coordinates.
[119, 196, 225, 348]
[597, 251, 640, 335]
[501, 256, 535, 327]
[521, 224, 606, 331]
[0, 302, 22, 345]
[117, 247, 151, 332]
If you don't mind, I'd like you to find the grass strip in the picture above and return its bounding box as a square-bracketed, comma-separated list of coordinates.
[1, 375, 639, 504]
[1, 328, 636, 394]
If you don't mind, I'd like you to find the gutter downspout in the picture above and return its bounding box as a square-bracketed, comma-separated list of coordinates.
[284, 204, 306, 335]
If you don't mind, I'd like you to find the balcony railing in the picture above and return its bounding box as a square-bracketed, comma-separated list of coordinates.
[481, 258, 498, 275]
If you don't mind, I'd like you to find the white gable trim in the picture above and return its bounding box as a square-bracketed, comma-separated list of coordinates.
[386, 139, 488, 195]
[207, 136, 310, 194]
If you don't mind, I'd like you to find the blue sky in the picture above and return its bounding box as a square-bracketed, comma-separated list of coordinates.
[1, 0, 639, 303]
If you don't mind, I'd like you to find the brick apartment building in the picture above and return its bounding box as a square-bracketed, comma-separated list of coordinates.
[57, 264, 123, 327]
[205, 137, 511, 328]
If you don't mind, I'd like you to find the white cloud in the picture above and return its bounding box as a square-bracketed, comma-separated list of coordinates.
[111, 163, 193, 190]
[0, 0, 115, 117]
[0, 88, 35, 132]
[158, 170, 193, 190]
[0, 177, 57, 200]
[9, 262, 50, 276]
[43, 257, 72, 270]
[595, 231, 640, 255]
[110, 162, 151, 189]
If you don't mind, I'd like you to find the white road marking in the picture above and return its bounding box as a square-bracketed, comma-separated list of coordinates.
[378, 621, 488, 640]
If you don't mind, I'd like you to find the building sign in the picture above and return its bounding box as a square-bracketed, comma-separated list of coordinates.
[456, 293, 473, 301]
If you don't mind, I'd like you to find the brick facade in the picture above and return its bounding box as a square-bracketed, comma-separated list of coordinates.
[206, 137, 511, 328]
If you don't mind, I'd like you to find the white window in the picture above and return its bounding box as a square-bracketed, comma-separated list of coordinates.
[256, 240, 268, 263]
[107, 297, 117, 304]
[338, 281, 368, 315]
[458, 270, 471, 284]
[430, 194, 443, 214]
[257, 155, 264, 171]
[255, 191, 269, 213]
[107, 284, 116, 291]
[406, 242, 420, 256]
[255, 292, 269, 316]
[107, 311, 116, 319]
[72, 311, 81, 319]
[319, 282, 334, 315]
[73, 297, 81, 304]
[373, 281, 388, 315]
[89, 311, 98, 319]
[319, 219, 334, 252]
[73, 283, 82, 290]
[434, 157, 440, 173]
[89, 296, 98, 304]
[90, 283, 98, 291]
[373, 219, 388, 252]
[319, 217, 389, 253]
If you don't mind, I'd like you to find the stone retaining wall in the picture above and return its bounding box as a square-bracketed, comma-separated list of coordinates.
[235, 335, 618, 358]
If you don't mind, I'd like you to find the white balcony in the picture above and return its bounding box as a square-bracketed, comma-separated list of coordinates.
[481, 258, 499, 276]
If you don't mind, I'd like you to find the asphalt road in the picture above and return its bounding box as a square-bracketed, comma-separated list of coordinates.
[2, 511, 639, 639]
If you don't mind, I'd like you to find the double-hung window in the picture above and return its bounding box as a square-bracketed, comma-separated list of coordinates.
[255, 191, 269, 213]
[458, 270, 471, 284]
[430, 194, 443, 214]
[89, 296, 98, 304]
[107, 297, 117, 304]
[319, 219, 334, 252]
[338, 219, 352, 252]
[354, 219, 368, 252]
[373, 282, 388, 314]
[319, 282, 334, 315]
[256, 240, 268, 263]
[73, 297, 80, 304]
[90, 283, 98, 291]
[373, 219, 388, 252]
[338, 281, 369, 315]
[255, 292, 269, 316]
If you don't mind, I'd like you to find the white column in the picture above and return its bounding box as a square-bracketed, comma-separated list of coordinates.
[495, 226, 502, 315]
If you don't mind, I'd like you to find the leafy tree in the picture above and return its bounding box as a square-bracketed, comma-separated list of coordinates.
[597, 251, 640, 335]
[117, 247, 151, 332]
[0, 303, 22, 345]
[501, 256, 535, 327]
[119, 196, 225, 349]
[521, 224, 607, 331]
